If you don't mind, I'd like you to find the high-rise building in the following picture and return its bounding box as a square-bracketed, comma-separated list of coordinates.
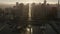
[16, 2, 19, 8]
[57, 0, 59, 10]
[57, 0, 60, 18]
[44, 0, 47, 5]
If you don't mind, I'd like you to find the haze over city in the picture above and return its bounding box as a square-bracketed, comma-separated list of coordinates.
[0, 0, 59, 4]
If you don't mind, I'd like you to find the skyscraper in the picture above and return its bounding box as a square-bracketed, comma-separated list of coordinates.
[58, 0, 59, 7]
[57, 0, 60, 18]
[44, 0, 47, 5]
[16, 2, 19, 8]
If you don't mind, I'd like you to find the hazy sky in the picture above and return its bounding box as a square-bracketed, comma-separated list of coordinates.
[0, 0, 60, 4]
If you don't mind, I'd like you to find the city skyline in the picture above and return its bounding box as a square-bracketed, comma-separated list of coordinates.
[0, 0, 59, 4]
